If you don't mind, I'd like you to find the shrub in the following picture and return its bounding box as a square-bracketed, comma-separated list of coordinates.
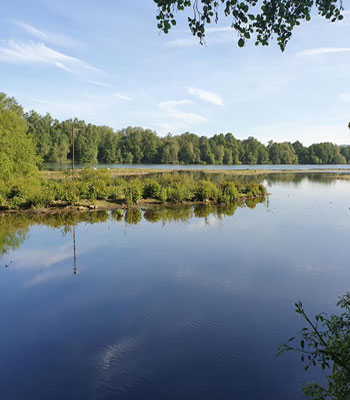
[221, 182, 239, 202]
[157, 187, 167, 203]
[167, 184, 187, 203]
[124, 179, 143, 205]
[193, 180, 219, 202]
[142, 179, 161, 199]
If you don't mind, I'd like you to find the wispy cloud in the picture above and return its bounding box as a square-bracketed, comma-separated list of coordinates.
[166, 38, 197, 48]
[13, 21, 79, 48]
[297, 47, 350, 56]
[84, 80, 111, 87]
[0, 40, 100, 75]
[156, 99, 206, 133]
[339, 93, 350, 102]
[114, 91, 133, 101]
[167, 26, 234, 47]
[206, 26, 232, 33]
[159, 99, 206, 124]
[187, 86, 224, 107]
[15, 21, 47, 40]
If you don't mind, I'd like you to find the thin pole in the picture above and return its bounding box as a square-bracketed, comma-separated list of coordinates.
[72, 126, 75, 180]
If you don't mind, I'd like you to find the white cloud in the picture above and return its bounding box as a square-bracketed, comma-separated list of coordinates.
[187, 86, 224, 107]
[13, 21, 79, 48]
[0, 40, 102, 83]
[0, 40, 100, 77]
[84, 80, 112, 87]
[167, 26, 234, 47]
[114, 91, 133, 101]
[159, 99, 206, 124]
[206, 26, 232, 33]
[15, 21, 47, 40]
[155, 99, 207, 133]
[297, 47, 350, 56]
[339, 93, 350, 102]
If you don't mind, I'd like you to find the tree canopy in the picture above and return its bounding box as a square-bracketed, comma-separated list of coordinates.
[154, 0, 345, 50]
[0, 93, 38, 182]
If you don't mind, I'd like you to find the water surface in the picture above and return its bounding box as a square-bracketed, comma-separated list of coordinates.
[1, 173, 350, 399]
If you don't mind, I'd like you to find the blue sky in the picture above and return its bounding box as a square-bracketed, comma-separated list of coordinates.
[0, 0, 350, 145]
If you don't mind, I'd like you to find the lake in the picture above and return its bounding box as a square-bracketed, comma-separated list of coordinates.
[1, 172, 350, 399]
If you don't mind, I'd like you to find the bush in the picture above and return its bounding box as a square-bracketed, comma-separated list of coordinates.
[167, 184, 188, 203]
[142, 179, 161, 199]
[157, 187, 167, 203]
[193, 180, 219, 202]
[220, 182, 239, 202]
[124, 179, 143, 205]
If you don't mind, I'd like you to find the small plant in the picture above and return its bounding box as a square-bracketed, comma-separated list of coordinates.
[277, 293, 350, 399]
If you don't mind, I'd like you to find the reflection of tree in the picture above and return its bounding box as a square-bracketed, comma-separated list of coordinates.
[73, 225, 77, 275]
[0, 198, 266, 258]
[0, 211, 109, 261]
[125, 208, 142, 225]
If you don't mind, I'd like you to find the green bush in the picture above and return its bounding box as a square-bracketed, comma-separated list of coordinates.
[193, 180, 219, 202]
[220, 182, 239, 202]
[124, 179, 143, 205]
[142, 179, 161, 199]
[166, 184, 190, 203]
[157, 187, 167, 203]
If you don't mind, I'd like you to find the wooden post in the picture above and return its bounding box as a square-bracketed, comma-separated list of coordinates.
[72, 126, 75, 180]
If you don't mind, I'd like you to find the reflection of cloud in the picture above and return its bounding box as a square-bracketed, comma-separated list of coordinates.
[10, 246, 71, 270]
[187, 215, 221, 231]
[99, 336, 139, 371]
[25, 267, 71, 287]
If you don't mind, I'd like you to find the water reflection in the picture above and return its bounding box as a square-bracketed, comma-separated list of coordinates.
[145, 170, 350, 187]
[73, 225, 77, 276]
[1, 174, 350, 400]
[0, 198, 266, 260]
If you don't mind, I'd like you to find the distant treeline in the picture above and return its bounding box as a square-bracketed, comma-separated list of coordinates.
[9, 106, 347, 166]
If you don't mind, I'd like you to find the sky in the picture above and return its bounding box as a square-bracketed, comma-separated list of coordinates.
[0, 0, 350, 145]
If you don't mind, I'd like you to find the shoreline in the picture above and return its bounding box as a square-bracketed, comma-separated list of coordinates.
[0, 194, 268, 216]
[41, 167, 350, 180]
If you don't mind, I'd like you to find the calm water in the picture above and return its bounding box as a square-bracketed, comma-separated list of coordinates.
[43, 162, 350, 172]
[1, 174, 350, 399]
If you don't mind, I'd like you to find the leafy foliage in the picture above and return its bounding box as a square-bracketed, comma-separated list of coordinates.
[0, 169, 267, 209]
[0, 93, 39, 182]
[278, 294, 350, 399]
[154, 0, 344, 51]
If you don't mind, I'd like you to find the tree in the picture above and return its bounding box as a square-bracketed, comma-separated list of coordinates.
[0, 93, 38, 181]
[278, 293, 350, 399]
[155, 0, 344, 50]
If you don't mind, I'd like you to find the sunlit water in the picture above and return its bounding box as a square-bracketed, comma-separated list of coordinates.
[1, 174, 350, 399]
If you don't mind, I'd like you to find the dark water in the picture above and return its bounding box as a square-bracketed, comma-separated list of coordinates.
[1, 174, 350, 399]
[43, 162, 350, 172]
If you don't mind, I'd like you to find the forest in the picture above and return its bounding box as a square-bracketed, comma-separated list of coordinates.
[25, 106, 350, 167]
[2, 92, 350, 168]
